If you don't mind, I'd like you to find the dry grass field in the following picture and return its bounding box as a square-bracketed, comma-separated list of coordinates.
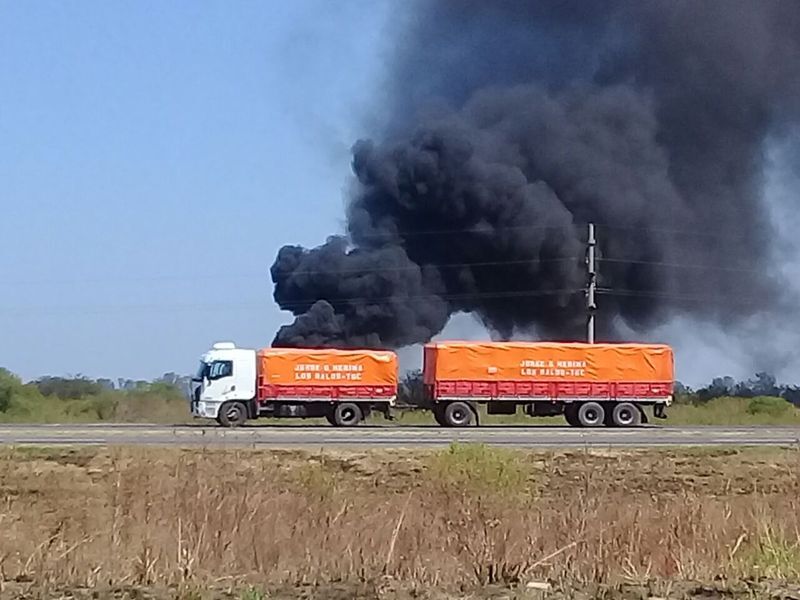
[1, 444, 800, 599]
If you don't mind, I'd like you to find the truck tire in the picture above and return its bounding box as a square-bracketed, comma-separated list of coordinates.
[443, 401, 473, 427]
[611, 402, 642, 427]
[564, 403, 580, 427]
[332, 403, 363, 427]
[432, 405, 448, 427]
[218, 401, 248, 428]
[576, 402, 605, 428]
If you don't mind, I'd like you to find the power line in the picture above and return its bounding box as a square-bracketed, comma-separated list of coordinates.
[278, 288, 579, 309]
[5, 257, 581, 286]
[599, 257, 764, 275]
[1, 281, 772, 317]
[275, 257, 579, 277]
[349, 223, 571, 240]
[367, 221, 757, 240]
[596, 287, 762, 305]
[318, 221, 751, 241]
[6, 223, 765, 287]
[592, 223, 749, 239]
[10, 251, 768, 287]
[0, 289, 582, 317]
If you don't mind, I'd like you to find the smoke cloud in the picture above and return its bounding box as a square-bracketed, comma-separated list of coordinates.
[271, 0, 800, 349]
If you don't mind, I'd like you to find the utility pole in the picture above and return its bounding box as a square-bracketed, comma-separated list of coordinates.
[586, 223, 597, 343]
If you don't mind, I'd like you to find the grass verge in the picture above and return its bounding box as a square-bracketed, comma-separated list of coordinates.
[1, 445, 800, 597]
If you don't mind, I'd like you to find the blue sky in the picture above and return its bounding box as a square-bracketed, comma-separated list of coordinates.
[0, 0, 393, 380]
[2, 2, 798, 387]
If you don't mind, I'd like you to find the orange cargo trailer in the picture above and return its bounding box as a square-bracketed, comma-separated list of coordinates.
[423, 341, 673, 428]
[257, 348, 398, 392]
[252, 348, 398, 426]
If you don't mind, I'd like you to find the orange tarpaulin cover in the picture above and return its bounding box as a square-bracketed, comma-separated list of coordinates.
[424, 342, 673, 384]
[258, 348, 398, 387]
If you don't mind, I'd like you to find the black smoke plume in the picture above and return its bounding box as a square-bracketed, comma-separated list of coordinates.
[272, 0, 800, 349]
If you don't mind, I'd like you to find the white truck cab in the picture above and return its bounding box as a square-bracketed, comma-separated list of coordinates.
[191, 342, 256, 423]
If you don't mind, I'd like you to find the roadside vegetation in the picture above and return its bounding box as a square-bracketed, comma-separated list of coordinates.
[0, 368, 189, 423]
[2, 444, 800, 598]
[2, 366, 800, 426]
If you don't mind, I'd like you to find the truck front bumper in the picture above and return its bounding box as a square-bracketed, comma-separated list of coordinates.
[191, 400, 221, 419]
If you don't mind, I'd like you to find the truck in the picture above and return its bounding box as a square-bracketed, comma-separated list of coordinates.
[424, 341, 673, 427]
[191, 341, 673, 427]
[191, 342, 398, 427]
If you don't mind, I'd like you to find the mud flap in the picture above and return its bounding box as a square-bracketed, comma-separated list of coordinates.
[467, 401, 481, 427]
[653, 403, 667, 419]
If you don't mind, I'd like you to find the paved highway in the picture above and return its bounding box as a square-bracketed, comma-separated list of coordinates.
[0, 424, 799, 448]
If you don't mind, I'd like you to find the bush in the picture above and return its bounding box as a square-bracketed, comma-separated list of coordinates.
[429, 443, 530, 494]
[398, 369, 426, 407]
[0, 368, 21, 412]
[34, 376, 105, 399]
[746, 396, 791, 417]
[0, 368, 190, 423]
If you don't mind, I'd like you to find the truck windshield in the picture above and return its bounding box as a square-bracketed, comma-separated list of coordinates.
[194, 362, 209, 382]
[208, 360, 233, 380]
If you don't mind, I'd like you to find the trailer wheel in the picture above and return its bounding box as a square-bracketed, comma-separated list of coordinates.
[564, 403, 580, 427]
[218, 401, 248, 428]
[576, 402, 605, 428]
[332, 402, 363, 427]
[611, 402, 641, 427]
[443, 402, 473, 427]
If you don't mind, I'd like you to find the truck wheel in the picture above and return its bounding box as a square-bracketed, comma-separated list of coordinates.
[612, 402, 642, 427]
[577, 402, 605, 428]
[432, 405, 448, 427]
[333, 402, 363, 427]
[218, 401, 247, 427]
[564, 404, 580, 427]
[443, 402, 473, 427]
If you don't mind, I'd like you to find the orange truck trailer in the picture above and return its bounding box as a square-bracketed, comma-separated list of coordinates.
[423, 341, 674, 427]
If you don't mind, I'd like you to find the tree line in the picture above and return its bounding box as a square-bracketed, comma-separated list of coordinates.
[0, 368, 191, 422]
[2, 367, 798, 416]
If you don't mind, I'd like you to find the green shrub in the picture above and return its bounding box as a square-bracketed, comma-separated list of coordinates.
[34, 375, 105, 399]
[741, 526, 800, 579]
[0, 369, 189, 423]
[746, 396, 791, 417]
[0, 368, 21, 412]
[64, 393, 118, 420]
[429, 443, 530, 494]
